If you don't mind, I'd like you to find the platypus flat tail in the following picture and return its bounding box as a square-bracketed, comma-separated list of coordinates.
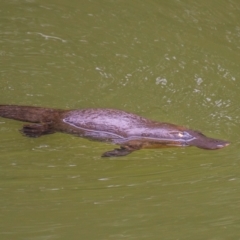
[0, 105, 63, 123]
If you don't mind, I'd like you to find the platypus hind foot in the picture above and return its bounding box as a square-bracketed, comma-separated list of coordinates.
[20, 123, 55, 138]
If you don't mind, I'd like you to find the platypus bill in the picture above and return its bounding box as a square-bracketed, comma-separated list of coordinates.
[0, 105, 230, 157]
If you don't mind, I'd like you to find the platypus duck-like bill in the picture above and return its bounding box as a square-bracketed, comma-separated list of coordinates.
[0, 105, 230, 157]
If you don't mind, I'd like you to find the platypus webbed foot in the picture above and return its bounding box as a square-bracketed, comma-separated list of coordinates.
[102, 147, 134, 157]
[20, 123, 55, 138]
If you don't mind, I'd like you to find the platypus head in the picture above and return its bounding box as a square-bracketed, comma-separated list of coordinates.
[185, 130, 230, 150]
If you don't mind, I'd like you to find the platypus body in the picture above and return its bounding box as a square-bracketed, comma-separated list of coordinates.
[0, 105, 229, 157]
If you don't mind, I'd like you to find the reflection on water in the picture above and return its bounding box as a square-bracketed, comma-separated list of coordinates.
[1, 0, 240, 239]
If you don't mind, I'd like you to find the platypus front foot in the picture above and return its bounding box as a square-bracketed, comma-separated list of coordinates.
[20, 123, 55, 138]
[102, 147, 133, 157]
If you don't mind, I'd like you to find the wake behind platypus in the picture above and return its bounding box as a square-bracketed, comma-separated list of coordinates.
[0, 105, 230, 157]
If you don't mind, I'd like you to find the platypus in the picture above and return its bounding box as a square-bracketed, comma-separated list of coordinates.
[0, 105, 230, 157]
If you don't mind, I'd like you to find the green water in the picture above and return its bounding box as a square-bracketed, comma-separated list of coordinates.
[1, 0, 240, 239]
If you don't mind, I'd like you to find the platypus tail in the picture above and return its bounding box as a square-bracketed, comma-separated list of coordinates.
[0, 105, 63, 123]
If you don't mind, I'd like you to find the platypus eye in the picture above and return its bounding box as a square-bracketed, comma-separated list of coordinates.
[178, 132, 183, 137]
[181, 131, 196, 140]
[171, 131, 194, 140]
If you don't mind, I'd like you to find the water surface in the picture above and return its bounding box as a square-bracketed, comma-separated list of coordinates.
[1, 0, 240, 239]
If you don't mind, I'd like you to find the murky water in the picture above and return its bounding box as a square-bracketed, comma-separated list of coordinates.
[1, 0, 240, 239]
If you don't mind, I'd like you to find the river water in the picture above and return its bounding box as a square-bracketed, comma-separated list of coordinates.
[1, 0, 240, 239]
